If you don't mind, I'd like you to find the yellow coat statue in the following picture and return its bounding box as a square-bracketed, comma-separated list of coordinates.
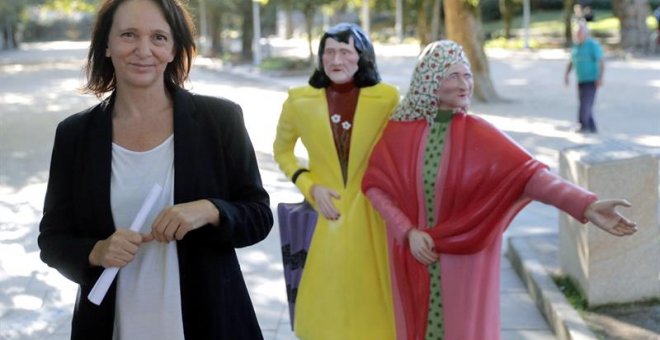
[274, 82, 399, 339]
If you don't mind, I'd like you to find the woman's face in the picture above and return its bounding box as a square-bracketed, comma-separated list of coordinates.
[105, 0, 175, 90]
[322, 37, 360, 84]
[436, 63, 473, 110]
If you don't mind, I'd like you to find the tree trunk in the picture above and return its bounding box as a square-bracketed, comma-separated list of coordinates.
[3, 21, 16, 50]
[563, 0, 574, 47]
[431, 0, 442, 41]
[613, 0, 651, 51]
[285, 3, 294, 39]
[210, 10, 224, 55]
[444, 0, 499, 102]
[241, 0, 254, 62]
[362, 0, 370, 35]
[500, 0, 513, 39]
[2, 24, 8, 50]
[395, 0, 404, 42]
[417, 0, 430, 46]
[304, 6, 315, 62]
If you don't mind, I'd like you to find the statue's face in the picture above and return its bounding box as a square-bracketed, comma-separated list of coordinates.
[436, 63, 473, 110]
[322, 37, 359, 84]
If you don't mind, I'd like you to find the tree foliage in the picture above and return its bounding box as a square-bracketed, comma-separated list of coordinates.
[43, 0, 99, 13]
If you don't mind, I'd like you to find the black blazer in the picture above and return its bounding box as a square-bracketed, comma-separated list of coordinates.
[38, 88, 273, 339]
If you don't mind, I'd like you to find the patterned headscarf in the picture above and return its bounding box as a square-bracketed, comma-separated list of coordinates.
[390, 40, 471, 122]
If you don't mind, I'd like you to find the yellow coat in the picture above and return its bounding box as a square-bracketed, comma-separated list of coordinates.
[274, 83, 399, 340]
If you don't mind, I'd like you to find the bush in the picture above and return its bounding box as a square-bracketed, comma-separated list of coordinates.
[259, 57, 313, 72]
[481, 0, 502, 22]
[532, 0, 612, 10]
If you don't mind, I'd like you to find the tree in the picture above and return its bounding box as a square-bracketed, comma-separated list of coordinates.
[430, 0, 442, 41]
[444, 0, 499, 102]
[413, 0, 443, 46]
[206, 0, 228, 56]
[241, 0, 254, 61]
[563, 0, 574, 47]
[612, 0, 651, 51]
[417, 0, 431, 45]
[280, 0, 295, 38]
[194, 0, 250, 59]
[292, 0, 334, 61]
[499, 0, 520, 39]
[0, 0, 29, 49]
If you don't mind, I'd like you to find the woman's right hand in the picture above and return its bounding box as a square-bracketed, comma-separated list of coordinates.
[88, 229, 152, 268]
[408, 229, 438, 265]
[311, 185, 341, 220]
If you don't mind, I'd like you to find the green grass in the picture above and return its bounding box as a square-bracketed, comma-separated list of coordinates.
[485, 36, 549, 48]
[482, 9, 658, 45]
[589, 297, 660, 312]
[553, 274, 660, 312]
[482, 10, 568, 33]
[552, 275, 588, 311]
[258, 57, 313, 72]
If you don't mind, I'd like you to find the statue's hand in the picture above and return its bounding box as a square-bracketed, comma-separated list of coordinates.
[584, 199, 637, 236]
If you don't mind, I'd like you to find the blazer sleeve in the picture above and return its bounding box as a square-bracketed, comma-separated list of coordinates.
[205, 101, 274, 248]
[273, 92, 315, 202]
[38, 118, 104, 286]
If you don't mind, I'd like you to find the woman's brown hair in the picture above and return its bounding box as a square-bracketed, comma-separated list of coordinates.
[83, 0, 196, 97]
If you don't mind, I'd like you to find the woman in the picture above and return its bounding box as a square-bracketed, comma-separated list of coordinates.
[38, 0, 272, 339]
[362, 40, 636, 340]
[273, 23, 399, 339]
[564, 22, 604, 133]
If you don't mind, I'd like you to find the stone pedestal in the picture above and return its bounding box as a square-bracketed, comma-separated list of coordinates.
[559, 141, 660, 307]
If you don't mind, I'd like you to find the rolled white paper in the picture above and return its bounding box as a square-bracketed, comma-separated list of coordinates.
[87, 183, 163, 305]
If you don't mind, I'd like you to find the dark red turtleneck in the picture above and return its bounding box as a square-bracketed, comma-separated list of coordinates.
[325, 81, 360, 185]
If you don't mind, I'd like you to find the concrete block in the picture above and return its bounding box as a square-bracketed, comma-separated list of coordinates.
[559, 141, 660, 306]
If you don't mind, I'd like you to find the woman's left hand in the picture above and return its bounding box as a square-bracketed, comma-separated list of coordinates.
[584, 199, 637, 236]
[150, 200, 220, 242]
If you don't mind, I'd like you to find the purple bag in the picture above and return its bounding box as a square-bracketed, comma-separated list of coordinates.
[277, 201, 318, 330]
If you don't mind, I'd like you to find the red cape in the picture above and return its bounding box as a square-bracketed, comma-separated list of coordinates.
[362, 113, 547, 339]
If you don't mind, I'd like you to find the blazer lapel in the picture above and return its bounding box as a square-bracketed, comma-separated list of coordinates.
[300, 88, 345, 187]
[347, 85, 389, 185]
[172, 89, 198, 204]
[88, 98, 115, 235]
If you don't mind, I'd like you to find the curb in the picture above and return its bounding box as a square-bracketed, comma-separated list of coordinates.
[507, 235, 598, 340]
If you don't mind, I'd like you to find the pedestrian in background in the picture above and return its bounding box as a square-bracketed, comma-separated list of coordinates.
[564, 22, 604, 133]
[273, 22, 399, 339]
[38, 0, 272, 339]
[363, 40, 636, 340]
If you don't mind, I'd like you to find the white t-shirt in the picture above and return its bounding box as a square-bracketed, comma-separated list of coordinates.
[110, 135, 185, 340]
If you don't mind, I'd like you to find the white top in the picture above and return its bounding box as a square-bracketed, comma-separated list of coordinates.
[110, 135, 185, 340]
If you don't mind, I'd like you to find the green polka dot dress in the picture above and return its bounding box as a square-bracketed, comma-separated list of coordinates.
[423, 109, 453, 340]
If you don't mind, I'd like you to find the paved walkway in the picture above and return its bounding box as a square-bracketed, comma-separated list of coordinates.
[0, 40, 658, 339]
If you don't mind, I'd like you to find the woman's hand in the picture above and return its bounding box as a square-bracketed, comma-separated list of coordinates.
[584, 199, 637, 236]
[311, 185, 341, 220]
[150, 199, 220, 242]
[408, 229, 438, 265]
[88, 229, 150, 268]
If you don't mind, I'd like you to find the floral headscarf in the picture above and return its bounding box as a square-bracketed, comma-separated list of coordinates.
[390, 40, 471, 122]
